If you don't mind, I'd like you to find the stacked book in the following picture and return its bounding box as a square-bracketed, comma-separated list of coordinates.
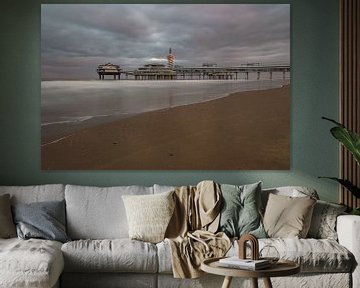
[218, 257, 271, 270]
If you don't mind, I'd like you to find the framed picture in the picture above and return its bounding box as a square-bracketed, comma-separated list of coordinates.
[41, 4, 290, 170]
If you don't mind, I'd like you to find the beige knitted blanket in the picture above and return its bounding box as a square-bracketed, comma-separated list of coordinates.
[165, 181, 231, 279]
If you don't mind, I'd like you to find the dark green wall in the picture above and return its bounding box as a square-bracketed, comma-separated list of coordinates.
[0, 0, 340, 202]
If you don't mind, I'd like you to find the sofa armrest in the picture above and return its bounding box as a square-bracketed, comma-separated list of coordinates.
[337, 215, 360, 288]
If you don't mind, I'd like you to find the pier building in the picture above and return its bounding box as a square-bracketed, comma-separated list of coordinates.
[133, 63, 176, 80]
[97, 63, 121, 80]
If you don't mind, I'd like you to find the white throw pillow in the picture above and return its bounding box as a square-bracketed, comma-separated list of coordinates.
[122, 191, 175, 243]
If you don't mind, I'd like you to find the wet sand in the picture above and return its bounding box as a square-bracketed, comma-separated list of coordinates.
[41, 85, 290, 170]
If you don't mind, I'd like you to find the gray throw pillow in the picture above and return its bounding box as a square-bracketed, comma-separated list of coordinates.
[12, 200, 70, 243]
[218, 182, 266, 238]
[307, 200, 347, 240]
[0, 194, 17, 238]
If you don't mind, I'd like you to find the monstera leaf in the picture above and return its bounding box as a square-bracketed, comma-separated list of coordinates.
[323, 117, 360, 165]
[318, 177, 360, 199]
[320, 117, 360, 200]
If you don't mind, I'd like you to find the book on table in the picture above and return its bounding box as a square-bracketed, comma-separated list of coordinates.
[218, 257, 271, 270]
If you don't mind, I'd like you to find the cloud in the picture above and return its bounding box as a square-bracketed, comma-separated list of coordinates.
[41, 4, 290, 80]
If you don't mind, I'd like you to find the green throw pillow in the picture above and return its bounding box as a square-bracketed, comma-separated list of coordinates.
[218, 182, 266, 238]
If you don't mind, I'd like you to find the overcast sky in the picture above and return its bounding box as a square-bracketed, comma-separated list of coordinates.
[41, 4, 290, 80]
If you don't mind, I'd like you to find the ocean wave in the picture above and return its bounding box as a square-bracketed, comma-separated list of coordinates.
[41, 114, 112, 126]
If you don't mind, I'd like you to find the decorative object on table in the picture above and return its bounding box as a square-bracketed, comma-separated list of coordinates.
[238, 234, 260, 260]
[259, 245, 280, 265]
[237, 234, 279, 267]
[216, 233, 272, 271]
[319, 117, 360, 212]
[218, 257, 271, 270]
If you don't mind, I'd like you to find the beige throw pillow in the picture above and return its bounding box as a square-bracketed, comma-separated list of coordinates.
[0, 194, 17, 238]
[122, 191, 175, 243]
[263, 193, 316, 238]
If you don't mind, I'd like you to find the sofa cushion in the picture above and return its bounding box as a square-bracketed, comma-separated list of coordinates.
[261, 238, 353, 273]
[0, 194, 16, 238]
[12, 200, 70, 243]
[61, 239, 158, 273]
[61, 273, 157, 288]
[158, 237, 353, 274]
[0, 238, 64, 288]
[0, 184, 65, 204]
[122, 191, 175, 243]
[263, 193, 316, 238]
[65, 185, 153, 239]
[156, 240, 173, 274]
[307, 200, 347, 240]
[218, 182, 266, 238]
[236, 238, 353, 273]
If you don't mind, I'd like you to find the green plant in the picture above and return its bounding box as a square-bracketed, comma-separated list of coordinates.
[319, 117, 360, 199]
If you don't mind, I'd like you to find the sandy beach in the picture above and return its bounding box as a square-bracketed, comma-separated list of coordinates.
[41, 85, 290, 170]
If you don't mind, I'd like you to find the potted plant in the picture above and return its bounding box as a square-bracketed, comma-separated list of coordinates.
[320, 117, 360, 215]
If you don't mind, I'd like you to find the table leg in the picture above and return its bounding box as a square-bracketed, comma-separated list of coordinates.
[251, 278, 258, 288]
[221, 276, 233, 288]
[263, 277, 273, 288]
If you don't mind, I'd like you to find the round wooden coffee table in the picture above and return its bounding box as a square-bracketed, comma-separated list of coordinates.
[201, 257, 300, 288]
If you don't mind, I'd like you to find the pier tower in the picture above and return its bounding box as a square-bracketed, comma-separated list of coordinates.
[167, 48, 175, 68]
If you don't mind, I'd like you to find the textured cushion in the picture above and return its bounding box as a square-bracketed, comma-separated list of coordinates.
[158, 237, 353, 274]
[122, 191, 175, 243]
[256, 238, 353, 273]
[65, 185, 153, 239]
[0, 238, 64, 288]
[0, 184, 65, 204]
[263, 193, 316, 238]
[218, 182, 266, 238]
[0, 194, 16, 238]
[308, 200, 347, 240]
[61, 239, 158, 273]
[12, 200, 70, 243]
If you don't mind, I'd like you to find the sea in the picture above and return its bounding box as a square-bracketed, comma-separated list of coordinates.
[41, 76, 290, 130]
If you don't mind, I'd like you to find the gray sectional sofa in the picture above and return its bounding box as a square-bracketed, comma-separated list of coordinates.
[0, 184, 359, 288]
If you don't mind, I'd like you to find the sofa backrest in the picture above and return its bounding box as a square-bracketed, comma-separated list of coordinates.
[65, 184, 153, 240]
[261, 186, 319, 212]
[0, 184, 65, 204]
[0, 184, 320, 240]
[153, 184, 176, 194]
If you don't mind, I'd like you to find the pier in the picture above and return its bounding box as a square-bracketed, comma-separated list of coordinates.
[97, 64, 290, 81]
[97, 48, 290, 81]
[173, 65, 290, 80]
